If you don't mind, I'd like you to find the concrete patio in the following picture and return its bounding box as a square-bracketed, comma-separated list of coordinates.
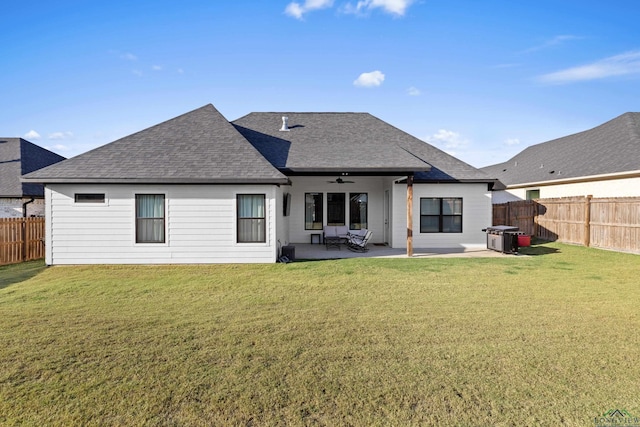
[288, 242, 517, 260]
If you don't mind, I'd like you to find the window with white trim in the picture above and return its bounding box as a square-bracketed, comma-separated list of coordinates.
[237, 194, 266, 243]
[136, 194, 165, 243]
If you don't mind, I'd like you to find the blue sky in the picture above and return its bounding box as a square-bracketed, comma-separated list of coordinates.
[2, 0, 639, 167]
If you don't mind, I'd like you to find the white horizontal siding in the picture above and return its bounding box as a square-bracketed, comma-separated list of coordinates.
[47, 184, 277, 264]
[392, 182, 492, 249]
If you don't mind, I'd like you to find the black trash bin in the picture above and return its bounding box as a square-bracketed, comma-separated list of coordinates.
[483, 226, 519, 254]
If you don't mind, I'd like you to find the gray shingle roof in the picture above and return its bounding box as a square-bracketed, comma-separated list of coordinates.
[482, 112, 640, 187]
[1, 138, 65, 197]
[233, 112, 493, 182]
[23, 105, 289, 184]
[23, 104, 493, 186]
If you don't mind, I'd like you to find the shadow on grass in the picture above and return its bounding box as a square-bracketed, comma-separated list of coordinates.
[0, 260, 47, 290]
[518, 240, 560, 256]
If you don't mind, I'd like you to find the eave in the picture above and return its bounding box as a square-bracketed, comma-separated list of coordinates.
[21, 177, 291, 185]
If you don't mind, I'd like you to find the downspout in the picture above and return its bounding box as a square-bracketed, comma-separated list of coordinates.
[22, 197, 35, 261]
[22, 197, 35, 218]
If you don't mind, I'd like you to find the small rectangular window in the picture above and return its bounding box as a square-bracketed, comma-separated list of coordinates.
[75, 193, 105, 203]
[526, 189, 540, 200]
[136, 194, 165, 243]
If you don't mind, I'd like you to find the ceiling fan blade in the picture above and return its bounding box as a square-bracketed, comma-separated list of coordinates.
[326, 178, 355, 184]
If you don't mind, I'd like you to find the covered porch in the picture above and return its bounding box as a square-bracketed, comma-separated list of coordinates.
[290, 243, 510, 260]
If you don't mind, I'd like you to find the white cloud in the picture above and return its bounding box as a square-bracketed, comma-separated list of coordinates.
[353, 70, 385, 87]
[152, 65, 162, 71]
[177, 68, 184, 74]
[407, 86, 421, 96]
[538, 50, 640, 84]
[23, 130, 41, 140]
[344, 0, 415, 16]
[504, 138, 520, 146]
[492, 63, 521, 69]
[121, 52, 137, 61]
[132, 69, 144, 77]
[48, 131, 74, 140]
[522, 35, 582, 53]
[50, 144, 70, 151]
[425, 129, 470, 155]
[285, 0, 334, 19]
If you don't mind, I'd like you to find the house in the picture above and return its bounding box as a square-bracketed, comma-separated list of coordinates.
[22, 104, 495, 264]
[482, 112, 640, 203]
[1, 138, 65, 218]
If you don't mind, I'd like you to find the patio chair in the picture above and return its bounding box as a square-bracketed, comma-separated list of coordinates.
[346, 230, 373, 252]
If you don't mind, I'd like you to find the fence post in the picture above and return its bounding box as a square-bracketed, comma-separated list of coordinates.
[533, 201, 539, 238]
[22, 218, 26, 262]
[584, 195, 592, 248]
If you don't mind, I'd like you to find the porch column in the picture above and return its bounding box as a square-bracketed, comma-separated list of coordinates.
[407, 174, 414, 257]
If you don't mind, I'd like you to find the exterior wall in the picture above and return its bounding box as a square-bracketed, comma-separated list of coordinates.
[45, 184, 278, 265]
[391, 182, 492, 249]
[286, 176, 388, 244]
[0, 197, 45, 218]
[493, 176, 640, 203]
[276, 185, 291, 253]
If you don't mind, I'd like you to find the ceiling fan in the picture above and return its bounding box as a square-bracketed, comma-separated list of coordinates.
[327, 177, 355, 184]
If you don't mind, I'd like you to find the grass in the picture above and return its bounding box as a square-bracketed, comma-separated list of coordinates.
[1, 242, 639, 426]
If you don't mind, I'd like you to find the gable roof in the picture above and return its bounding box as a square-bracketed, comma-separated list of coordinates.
[233, 112, 493, 182]
[0, 138, 65, 197]
[23, 105, 289, 185]
[482, 112, 640, 187]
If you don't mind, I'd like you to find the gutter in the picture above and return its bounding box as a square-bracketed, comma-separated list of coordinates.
[20, 177, 291, 185]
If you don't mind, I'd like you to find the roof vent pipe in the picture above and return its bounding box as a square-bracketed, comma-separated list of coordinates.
[280, 116, 290, 132]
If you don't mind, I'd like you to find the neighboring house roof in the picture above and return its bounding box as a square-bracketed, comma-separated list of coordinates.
[0, 138, 65, 197]
[482, 112, 640, 188]
[23, 104, 289, 185]
[233, 112, 493, 182]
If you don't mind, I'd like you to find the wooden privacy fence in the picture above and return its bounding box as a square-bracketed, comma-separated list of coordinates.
[493, 196, 640, 254]
[0, 218, 45, 265]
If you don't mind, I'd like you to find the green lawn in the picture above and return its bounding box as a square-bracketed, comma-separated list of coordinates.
[1, 242, 639, 426]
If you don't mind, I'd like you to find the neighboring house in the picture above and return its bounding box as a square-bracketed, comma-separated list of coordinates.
[482, 112, 640, 203]
[23, 104, 495, 264]
[1, 138, 65, 218]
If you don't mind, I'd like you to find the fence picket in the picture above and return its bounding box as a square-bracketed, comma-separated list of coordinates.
[0, 218, 45, 265]
[493, 196, 640, 254]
